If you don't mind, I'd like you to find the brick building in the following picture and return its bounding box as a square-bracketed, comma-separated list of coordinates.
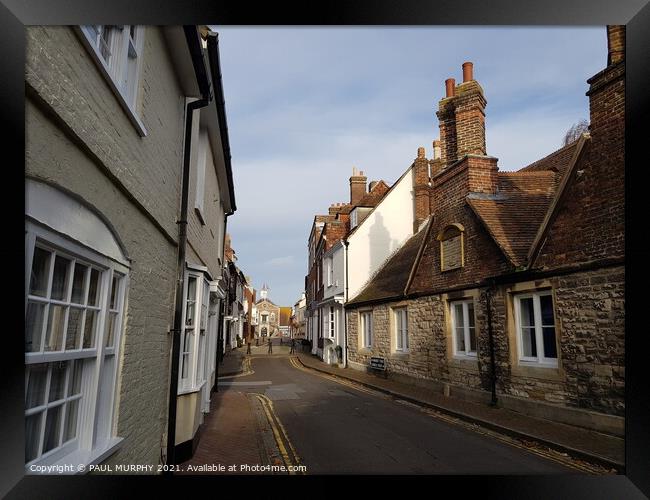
[345, 26, 625, 436]
[304, 170, 390, 360]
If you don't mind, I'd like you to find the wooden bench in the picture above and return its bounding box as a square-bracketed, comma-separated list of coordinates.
[369, 356, 388, 378]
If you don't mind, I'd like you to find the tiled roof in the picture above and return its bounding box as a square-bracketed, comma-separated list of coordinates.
[467, 139, 581, 267]
[347, 228, 428, 306]
[468, 171, 557, 266]
[355, 180, 390, 208]
[519, 139, 579, 178]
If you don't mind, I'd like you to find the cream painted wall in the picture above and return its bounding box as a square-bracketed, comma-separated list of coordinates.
[347, 167, 414, 300]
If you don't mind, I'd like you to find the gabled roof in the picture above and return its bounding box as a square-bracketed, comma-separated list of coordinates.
[467, 171, 557, 267]
[347, 225, 429, 306]
[354, 180, 390, 208]
[467, 137, 586, 268]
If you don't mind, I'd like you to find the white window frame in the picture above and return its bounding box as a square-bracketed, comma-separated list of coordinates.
[328, 306, 336, 338]
[360, 311, 373, 348]
[514, 290, 558, 368]
[450, 299, 477, 358]
[25, 222, 127, 471]
[350, 209, 358, 229]
[326, 257, 333, 287]
[394, 307, 409, 353]
[179, 271, 211, 394]
[78, 25, 147, 136]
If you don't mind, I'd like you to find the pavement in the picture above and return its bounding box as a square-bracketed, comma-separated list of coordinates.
[295, 352, 625, 471]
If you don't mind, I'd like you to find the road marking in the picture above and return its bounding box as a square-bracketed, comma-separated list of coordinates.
[290, 357, 611, 475]
[288, 356, 387, 398]
[218, 357, 254, 379]
[254, 393, 305, 475]
[219, 381, 272, 386]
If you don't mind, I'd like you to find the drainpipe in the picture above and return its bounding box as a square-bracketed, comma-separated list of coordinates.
[214, 213, 228, 392]
[343, 240, 350, 368]
[166, 95, 210, 469]
[485, 279, 498, 406]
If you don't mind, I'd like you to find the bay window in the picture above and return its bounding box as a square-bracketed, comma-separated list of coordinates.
[25, 226, 126, 468]
[179, 271, 212, 393]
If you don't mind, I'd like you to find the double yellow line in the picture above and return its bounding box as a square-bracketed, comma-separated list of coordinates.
[289, 356, 610, 475]
[289, 356, 387, 398]
[254, 393, 304, 475]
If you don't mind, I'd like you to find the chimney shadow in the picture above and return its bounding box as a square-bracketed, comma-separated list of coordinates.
[367, 212, 398, 284]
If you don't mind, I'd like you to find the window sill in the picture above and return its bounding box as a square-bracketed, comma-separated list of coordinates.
[26, 437, 124, 475]
[513, 361, 562, 380]
[391, 351, 410, 358]
[178, 380, 207, 396]
[359, 347, 373, 354]
[75, 27, 148, 138]
[451, 354, 479, 364]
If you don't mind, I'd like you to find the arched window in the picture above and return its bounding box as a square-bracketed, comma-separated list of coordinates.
[25, 179, 129, 468]
[437, 223, 465, 271]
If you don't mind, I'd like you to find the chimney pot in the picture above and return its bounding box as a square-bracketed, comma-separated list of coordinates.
[432, 140, 441, 160]
[417, 146, 426, 159]
[462, 62, 473, 82]
[445, 78, 456, 98]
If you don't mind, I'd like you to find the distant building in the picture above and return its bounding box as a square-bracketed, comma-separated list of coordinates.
[290, 293, 307, 340]
[279, 307, 292, 337]
[256, 284, 280, 338]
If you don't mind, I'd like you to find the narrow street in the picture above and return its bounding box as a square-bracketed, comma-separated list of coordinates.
[188, 340, 599, 475]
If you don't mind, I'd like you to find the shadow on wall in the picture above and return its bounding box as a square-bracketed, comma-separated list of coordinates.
[368, 212, 398, 284]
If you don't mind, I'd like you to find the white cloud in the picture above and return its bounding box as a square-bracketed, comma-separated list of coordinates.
[266, 255, 295, 267]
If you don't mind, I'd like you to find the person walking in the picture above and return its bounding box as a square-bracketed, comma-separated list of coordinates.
[289, 338, 295, 355]
[246, 337, 252, 355]
[267, 337, 273, 354]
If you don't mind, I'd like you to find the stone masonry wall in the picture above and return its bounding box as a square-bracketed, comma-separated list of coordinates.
[348, 265, 625, 418]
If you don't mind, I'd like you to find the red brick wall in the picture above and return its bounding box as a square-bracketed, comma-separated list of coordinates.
[533, 61, 624, 269]
[409, 160, 511, 295]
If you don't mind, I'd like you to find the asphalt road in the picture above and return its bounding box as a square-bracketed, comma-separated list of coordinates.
[220, 353, 576, 475]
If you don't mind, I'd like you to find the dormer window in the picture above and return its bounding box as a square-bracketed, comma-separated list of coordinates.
[437, 223, 465, 272]
[350, 209, 358, 229]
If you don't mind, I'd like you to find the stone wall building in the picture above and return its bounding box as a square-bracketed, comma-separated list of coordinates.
[345, 26, 625, 436]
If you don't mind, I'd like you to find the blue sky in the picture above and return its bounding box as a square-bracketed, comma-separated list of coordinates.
[215, 27, 605, 306]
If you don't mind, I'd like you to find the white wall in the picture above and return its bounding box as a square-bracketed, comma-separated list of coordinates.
[347, 167, 414, 300]
[322, 243, 345, 300]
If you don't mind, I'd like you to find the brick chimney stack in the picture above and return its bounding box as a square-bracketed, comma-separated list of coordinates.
[607, 25, 625, 66]
[583, 25, 625, 180]
[350, 167, 367, 205]
[436, 62, 487, 168]
[413, 146, 431, 233]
